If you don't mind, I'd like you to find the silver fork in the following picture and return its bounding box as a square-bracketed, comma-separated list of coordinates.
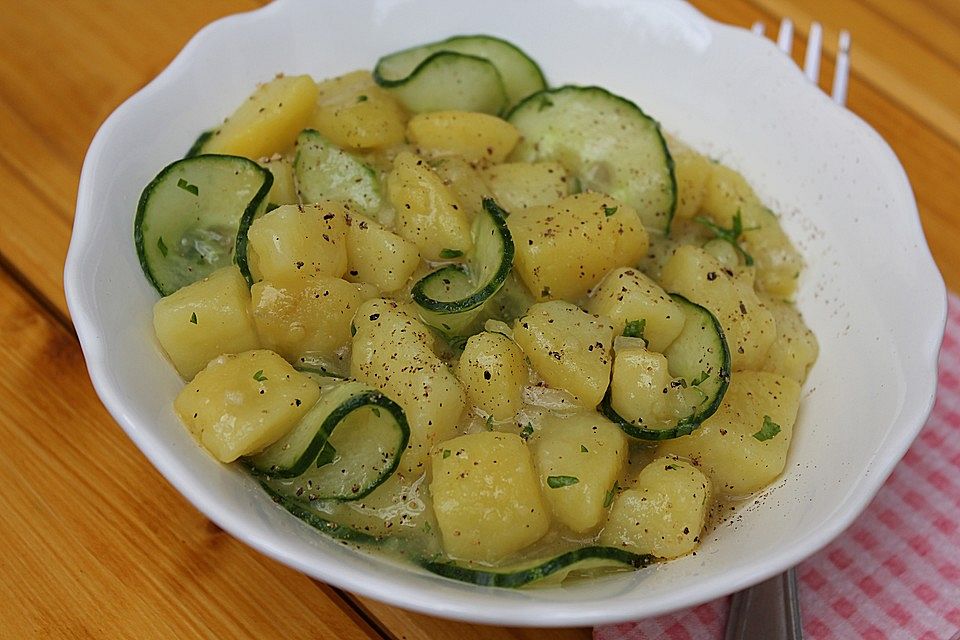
[723, 19, 852, 640]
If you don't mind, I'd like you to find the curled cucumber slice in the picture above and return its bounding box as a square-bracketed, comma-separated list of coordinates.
[411, 198, 514, 338]
[247, 380, 410, 502]
[374, 34, 546, 112]
[422, 546, 654, 588]
[134, 154, 273, 296]
[508, 85, 677, 233]
[600, 294, 731, 440]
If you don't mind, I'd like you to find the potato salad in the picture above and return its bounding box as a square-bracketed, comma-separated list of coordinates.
[135, 35, 818, 587]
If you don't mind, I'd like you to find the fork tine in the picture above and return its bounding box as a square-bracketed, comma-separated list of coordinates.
[803, 22, 823, 83]
[777, 18, 794, 54]
[832, 29, 851, 106]
[752, 21, 765, 36]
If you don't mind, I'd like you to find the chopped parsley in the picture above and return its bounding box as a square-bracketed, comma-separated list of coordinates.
[753, 415, 782, 441]
[439, 248, 464, 259]
[690, 370, 710, 386]
[603, 481, 619, 508]
[547, 475, 579, 489]
[371, 407, 381, 418]
[442, 449, 451, 459]
[176, 177, 199, 196]
[664, 463, 680, 470]
[538, 95, 554, 111]
[189, 312, 198, 324]
[604, 205, 618, 217]
[519, 423, 534, 441]
[622, 318, 648, 346]
[315, 442, 337, 467]
[253, 370, 268, 382]
[580, 444, 589, 453]
[157, 236, 168, 257]
[693, 210, 756, 266]
[356, 94, 368, 102]
[485, 415, 494, 431]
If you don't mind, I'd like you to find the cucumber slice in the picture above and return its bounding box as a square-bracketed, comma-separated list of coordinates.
[421, 546, 654, 588]
[257, 481, 381, 544]
[248, 380, 410, 501]
[134, 154, 273, 296]
[507, 86, 677, 233]
[294, 129, 381, 214]
[600, 294, 731, 440]
[411, 198, 514, 337]
[375, 50, 507, 115]
[374, 35, 546, 111]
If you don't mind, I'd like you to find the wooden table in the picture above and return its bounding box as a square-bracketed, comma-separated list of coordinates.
[0, 1, 956, 637]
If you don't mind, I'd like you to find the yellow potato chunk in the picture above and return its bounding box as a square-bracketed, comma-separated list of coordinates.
[204, 74, 319, 159]
[153, 266, 260, 379]
[659, 245, 776, 371]
[456, 331, 526, 420]
[586, 267, 685, 353]
[407, 111, 520, 163]
[514, 301, 614, 407]
[657, 371, 801, 496]
[251, 277, 376, 363]
[246, 202, 348, 283]
[508, 192, 649, 301]
[351, 299, 466, 475]
[481, 161, 569, 211]
[386, 151, 472, 260]
[533, 412, 627, 533]
[310, 70, 407, 150]
[760, 298, 819, 383]
[174, 350, 319, 462]
[431, 432, 549, 562]
[430, 155, 491, 218]
[258, 155, 298, 206]
[667, 138, 713, 220]
[344, 211, 420, 293]
[600, 457, 711, 559]
[610, 344, 697, 429]
[700, 164, 803, 298]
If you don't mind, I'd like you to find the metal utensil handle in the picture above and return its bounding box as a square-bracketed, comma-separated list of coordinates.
[724, 568, 804, 640]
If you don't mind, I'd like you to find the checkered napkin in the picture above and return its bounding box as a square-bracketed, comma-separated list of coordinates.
[595, 294, 960, 640]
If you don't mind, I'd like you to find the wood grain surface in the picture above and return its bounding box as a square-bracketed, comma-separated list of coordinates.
[0, 0, 956, 637]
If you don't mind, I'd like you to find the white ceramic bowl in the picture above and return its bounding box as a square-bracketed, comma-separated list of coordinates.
[65, 0, 946, 626]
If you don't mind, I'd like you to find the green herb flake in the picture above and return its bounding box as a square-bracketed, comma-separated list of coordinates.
[157, 236, 168, 257]
[693, 210, 756, 266]
[538, 96, 554, 111]
[604, 205, 618, 217]
[547, 475, 579, 489]
[439, 248, 464, 259]
[753, 415, 782, 441]
[690, 370, 710, 386]
[350, 323, 357, 337]
[371, 407, 381, 418]
[189, 312, 198, 324]
[519, 423, 534, 441]
[580, 444, 589, 453]
[177, 177, 199, 196]
[442, 449, 451, 459]
[664, 463, 680, 470]
[357, 94, 368, 102]
[622, 318, 647, 346]
[253, 370, 268, 382]
[603, 481, 619, 508]
[485, 415, 494, 431]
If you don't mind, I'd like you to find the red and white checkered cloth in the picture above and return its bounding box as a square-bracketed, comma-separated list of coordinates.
[595, 294, 960, 640]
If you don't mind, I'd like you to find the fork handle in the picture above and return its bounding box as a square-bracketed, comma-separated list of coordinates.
[724, 568, 804, 640]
